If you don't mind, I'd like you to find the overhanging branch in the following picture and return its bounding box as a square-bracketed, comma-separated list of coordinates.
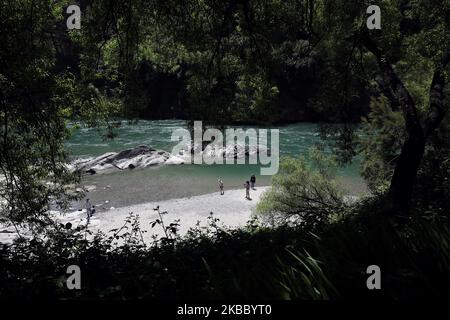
[360, 33, 422, 134]
[424, 47, 450, 137]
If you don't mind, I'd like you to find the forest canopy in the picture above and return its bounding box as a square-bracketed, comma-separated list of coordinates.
[0, 0, 449, 301]
[2, 0, 448, 220]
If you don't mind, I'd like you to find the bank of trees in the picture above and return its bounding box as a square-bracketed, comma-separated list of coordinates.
[0, 0, 449, 299]
[77, 0, 450, 218]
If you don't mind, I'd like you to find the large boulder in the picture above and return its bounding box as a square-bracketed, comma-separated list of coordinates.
[102, 145, 156, 164]
[70, 145, 184, 175]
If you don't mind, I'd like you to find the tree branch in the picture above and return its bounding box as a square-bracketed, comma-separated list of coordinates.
[424, 48, 450, 137]
[361, 33, 422, 134]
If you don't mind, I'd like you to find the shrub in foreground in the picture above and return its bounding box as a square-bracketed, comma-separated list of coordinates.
[0, 200, 449, 300]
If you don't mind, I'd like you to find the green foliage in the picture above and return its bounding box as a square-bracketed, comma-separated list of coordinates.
[1, 194, 449, 300]
[1, 0, 450, 302]
[358, 96, 406, 193]
[234, 73, 280, 124]
[0, 0, 80, 227]
[256, 147, 346, 229]
[308, 0, 450, 164]
[0, 0, 124, 227]
[278, 247, 338, 300]
[414, 114, 450, 215]
[359, 94, 450, 207]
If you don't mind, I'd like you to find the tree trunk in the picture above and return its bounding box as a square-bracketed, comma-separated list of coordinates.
[385, 128, 425, 215]
[361, 33, 449, 217]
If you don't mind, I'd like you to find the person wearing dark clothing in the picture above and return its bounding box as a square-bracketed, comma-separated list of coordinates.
[250, 174, 256, 190]
[244, 181, 251, 200]
[85, 198, 92, 223]
[218, 178, 224, 195]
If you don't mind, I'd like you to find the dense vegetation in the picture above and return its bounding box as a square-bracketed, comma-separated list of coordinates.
[0, 0, 449, 300]
[1, 198, 448, 300]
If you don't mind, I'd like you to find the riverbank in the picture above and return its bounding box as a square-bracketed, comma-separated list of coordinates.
[91, 186, 269, 241]
[0, 187, 269, 244]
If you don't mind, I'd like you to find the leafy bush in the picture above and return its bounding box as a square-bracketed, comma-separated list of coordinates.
[358, 96, 450, 215]
[256, 147, 347, 229]
[358, 96, 405, 193]
[413, 114, 450, 215]
[0, 197, 449, 300]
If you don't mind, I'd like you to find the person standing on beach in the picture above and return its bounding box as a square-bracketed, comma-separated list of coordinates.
[250, 174, 256, 190]
[244, 181, 251, 200]
[218, 178, 224, 195]
[85, 198, 92, 222]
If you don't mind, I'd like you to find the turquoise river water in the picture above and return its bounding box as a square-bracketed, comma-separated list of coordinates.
[66, 120, 367, 209]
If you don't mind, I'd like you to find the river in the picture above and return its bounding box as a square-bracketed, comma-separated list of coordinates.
[66, 120, 367, 210]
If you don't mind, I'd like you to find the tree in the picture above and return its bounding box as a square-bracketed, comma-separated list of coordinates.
[361, 31, 450, 215]
[309, 0, 450, 217]
[0, 0, 118, 229]
[0, 0, 77, 229]
[83, 0, 450, 217]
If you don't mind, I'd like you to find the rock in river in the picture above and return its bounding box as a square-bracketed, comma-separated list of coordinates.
[70, 145, 186, 175]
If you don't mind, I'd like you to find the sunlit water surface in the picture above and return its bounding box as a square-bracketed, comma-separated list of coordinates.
[66, 120, 367, 210]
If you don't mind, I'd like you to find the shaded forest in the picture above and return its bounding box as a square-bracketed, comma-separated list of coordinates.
[0, 0, 449, 301]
